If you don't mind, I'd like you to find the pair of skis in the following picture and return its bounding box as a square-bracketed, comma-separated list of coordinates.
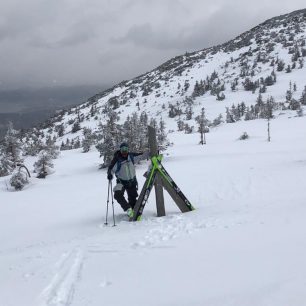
[130, 155, 194, 221]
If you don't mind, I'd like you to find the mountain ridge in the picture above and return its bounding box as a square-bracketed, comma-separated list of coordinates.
[21, 8, 306, 150]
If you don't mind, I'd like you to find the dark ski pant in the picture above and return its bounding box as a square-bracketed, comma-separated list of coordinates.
[113, 180, 138, 211]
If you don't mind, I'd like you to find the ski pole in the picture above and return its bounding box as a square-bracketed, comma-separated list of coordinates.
[110, 180, 116, 227]
[105, 180, 110, 225]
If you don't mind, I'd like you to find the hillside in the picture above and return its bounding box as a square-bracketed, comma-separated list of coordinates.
[22, 8, 306, 150]
[1, 113, 306, 305]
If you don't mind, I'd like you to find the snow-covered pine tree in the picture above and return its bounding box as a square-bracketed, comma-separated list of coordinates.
[73, 137, 81, 149]
[185, 105, 193, 120]
[265, 96, 274, 142]
[177, 118, 185, 131]
[56, 123, 65, 137]
[299, 86, 306, 105]
[196, 108, 207, 145]
[286, 82, 293, 103]
[212, 114, 223, 126]
[226, 107, 235, 123]
[256, 93, 264, 106]
[277, 59, 285, 71]
[183, 96, 194, 121]
[33, 151, 54, 178]
[149, 118, 157, 130]
[168, 104, 181, 118]
[71, 121, 81, 133]
[0, 152, 14, 177]
[239, 132, 249, 140]
[82, 127, 94, 153]
[297, 107, 304, 117]
[60, 141, 66, 151]
[216, 92, 225, 101]
[9, 170, 29, 191]
[0, 122, 23, 176]
[23, 136, 44, 156]
[192, 80, 206, 97]
[238, 102, 247, 117]
[122, 113, 139, 151]
[157, 117, 168, 151]
[130, 113, 142, 150]
[244, 107, 255, 121]
[96, 108, 121, 168]
[231, 104, 240, 122]
[184, 123, 193, 134]
[41, 135, 60, 159]
[138, 111, 149, 152]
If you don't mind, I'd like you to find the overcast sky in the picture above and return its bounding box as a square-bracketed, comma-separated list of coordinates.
[0, 0, 305, 91]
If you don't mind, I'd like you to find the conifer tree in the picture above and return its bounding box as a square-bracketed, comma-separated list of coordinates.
[196, 108, 207, 145]
[139, 112, 149, 151]
[96, 109, 121, 168]
[286, 82, 293, 103]
[265, 97, 274, 142]
[157, 117, 168, 150]
[71, 121, 81, 133]
[56, 124, 65, 137]
[277, 60, 285, 71]
[185, 105, 193, 120]
[177, 118, 185, 131]
[297, 107, 304, 117]
[10, 170, 29, 191]
[212, 114, 223, 126]
[231, 104, 240, 122]
[226, 107, 235, 123]
[23, 136, 44, 156]
[0, 122, 23, 176]
[299, 86, 306, 105]
[33, 151, 54, 178]
[149, 118, 157, 130]
[0, 152, 14, 177]
[184, 123, 193, 134]
[82, 127, 94, 153]
[73, 137, 81, 149]
[244, 107, 254, 121]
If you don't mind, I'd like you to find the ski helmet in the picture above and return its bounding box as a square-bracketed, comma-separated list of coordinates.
[120, 142, 129, 154]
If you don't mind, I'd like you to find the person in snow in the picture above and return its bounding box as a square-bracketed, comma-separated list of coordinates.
[107, 142, 144, 218]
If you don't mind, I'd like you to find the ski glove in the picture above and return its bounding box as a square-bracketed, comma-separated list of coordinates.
[107, 173, 113, 180]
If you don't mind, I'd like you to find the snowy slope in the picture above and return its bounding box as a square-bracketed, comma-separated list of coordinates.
[1, 112, 306, 306]
[25, 8, 306, 145]
[2, 8, 306, 306]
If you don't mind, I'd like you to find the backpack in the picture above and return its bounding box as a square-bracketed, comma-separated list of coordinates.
[115, 153, 135, 175]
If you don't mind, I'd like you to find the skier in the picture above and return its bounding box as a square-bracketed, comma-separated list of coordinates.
[107, 142, 144, 218]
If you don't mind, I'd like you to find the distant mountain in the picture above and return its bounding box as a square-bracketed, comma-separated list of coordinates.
[0, 85, 109, 138]
[23, 9, 306, 145]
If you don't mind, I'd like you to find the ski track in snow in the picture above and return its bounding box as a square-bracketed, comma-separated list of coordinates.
[39, 248, 84, 306]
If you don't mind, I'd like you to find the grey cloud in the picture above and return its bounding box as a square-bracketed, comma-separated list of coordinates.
[112, 2, 306, 54]
[0, 0, 305, 90]
[112, 23, 199, 51]
[29, 21, 97, 49]
[0, 1, 61, 42]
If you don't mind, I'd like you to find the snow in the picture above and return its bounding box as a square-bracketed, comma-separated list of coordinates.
[2, 10, 306, 305]
[1, 112, 306, 306]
